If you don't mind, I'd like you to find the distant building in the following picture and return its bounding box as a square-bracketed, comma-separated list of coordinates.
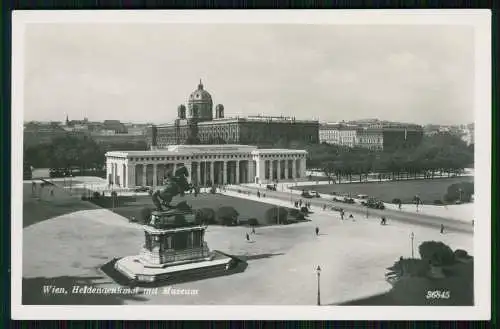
[146, 80, 320, 148]
[461, 123, 474, 146]
[103, 120, 128, 134]
[355, 127, 384, 151]
[319, 123, 357, 147]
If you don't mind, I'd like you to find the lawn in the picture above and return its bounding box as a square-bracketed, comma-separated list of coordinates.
[93, 193, 298, 226]
[22, 182, 100, 228]
[293, 176, 474, 204]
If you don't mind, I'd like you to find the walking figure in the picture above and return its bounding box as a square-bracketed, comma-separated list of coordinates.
[323, 204, 326, 211]
[315, 227, 319, 236]
[50, 189, 54, 197]
[381, 216, 387, 225]
[252, 227, 256, 234]
[299, 199, 302, 207]
[349, 214, 354, 219]
[246, 233, 250, 241]
[440, 224, 444, 234]
[257, 191, 260, 198]
[366, 209, 369, 219]
[398, 202, 402, 211]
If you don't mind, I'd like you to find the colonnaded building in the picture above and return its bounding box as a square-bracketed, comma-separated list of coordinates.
[105, 144, 307, 188]
[146, 80, 320, 148]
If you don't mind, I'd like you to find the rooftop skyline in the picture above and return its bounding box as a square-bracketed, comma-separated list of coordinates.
[24, 23, 474, 125]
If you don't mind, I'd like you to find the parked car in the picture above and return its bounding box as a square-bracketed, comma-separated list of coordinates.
[343, 197, 355, 204]
[49, 168, 71, 178]
[357, 194, 369, 200]
[134, 186, 150, 192]
[266, 184, 277, 191]
[310, 191, 321, 198]
[331, 206, 343, 212]
[301, 191, 312, 198]
[363, 198, 385, 209]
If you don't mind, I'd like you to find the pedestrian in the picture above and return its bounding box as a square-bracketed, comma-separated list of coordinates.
[252, 226, 256, 234]
[257, 191, 260, 198]
[323, 204, 326, 211]
[349, 214, 354, 219]
[299, 199, 302, 207]
[381, 216, 386, 225]
[315, 227, 319, 236]
[263, 193, 266, 198]
[246, 233, 250, 241]
[340, 211, 344, 220]
[440, 224, 444, 234]
[366, 209, 369, 219]
[50, 189, 54, 197]
[398, 202, 402, 211]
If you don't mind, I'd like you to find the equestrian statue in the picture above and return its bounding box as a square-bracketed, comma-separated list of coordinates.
[151, 165, 193, 211]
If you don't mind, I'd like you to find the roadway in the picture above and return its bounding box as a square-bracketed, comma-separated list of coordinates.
[225, 185, 474, 235]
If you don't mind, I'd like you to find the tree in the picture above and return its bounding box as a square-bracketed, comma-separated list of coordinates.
[418, 241, 455, 266]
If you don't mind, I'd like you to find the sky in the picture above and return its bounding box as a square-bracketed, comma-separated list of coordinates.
[23, 23, 475, 125]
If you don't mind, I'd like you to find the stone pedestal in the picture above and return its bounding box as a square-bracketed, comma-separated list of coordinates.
[115, 208, 235, 284]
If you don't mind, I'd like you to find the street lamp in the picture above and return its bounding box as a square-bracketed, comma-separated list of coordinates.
[316, 265, 321, 306]
[410, 232, 415, 258]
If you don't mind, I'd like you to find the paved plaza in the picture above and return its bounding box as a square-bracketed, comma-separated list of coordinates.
[22, 180, 473, 305]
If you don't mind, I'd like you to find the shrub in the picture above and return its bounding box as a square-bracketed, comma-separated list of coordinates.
[392, 198, 402, 204]
[444, 182, 474, 203]
[176, 201, 192, 211]
[454, 249, 472, 260]
[418, 241, 455, 266]
[300, 206, 309, 214]
[264, 207, 288, 224]
[433, 199, 444, 205]
[295, 212, 306, 221]
[111, 191, 118, 198]
[216, 206, 239, 225]
[81, 194, 88, 201]
[139, 207, 152, 224]
[200, 208, 216, 224]
[92, 191, 101, 199]
[386, 258, 430, 280]
[248, 218, 259, 226]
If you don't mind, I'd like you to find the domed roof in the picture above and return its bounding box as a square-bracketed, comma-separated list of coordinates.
[188, 80, 213, 104]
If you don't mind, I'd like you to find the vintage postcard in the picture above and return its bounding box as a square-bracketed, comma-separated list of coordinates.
[11, 10, 491, 320]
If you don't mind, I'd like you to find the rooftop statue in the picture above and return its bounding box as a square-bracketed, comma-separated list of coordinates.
[151, 165, 192, 212]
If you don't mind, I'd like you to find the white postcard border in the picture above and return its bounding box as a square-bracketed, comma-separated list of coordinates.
[11, 9, 492, 320]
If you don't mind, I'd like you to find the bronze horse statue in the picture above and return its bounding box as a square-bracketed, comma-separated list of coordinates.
[151, 165, 192, 211]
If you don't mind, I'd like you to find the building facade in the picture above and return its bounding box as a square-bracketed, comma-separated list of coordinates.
[105, 144, 307, 188]
[319, 123, 357, 147]
[146, 81, 319, 148]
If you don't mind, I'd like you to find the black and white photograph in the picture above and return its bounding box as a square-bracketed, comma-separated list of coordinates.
[11, 10, 491, 320]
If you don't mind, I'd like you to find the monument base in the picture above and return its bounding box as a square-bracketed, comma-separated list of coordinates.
[114, 250, 236, 284]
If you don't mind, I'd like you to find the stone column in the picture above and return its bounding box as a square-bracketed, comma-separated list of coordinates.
[235, 160, 240, 184]
[301, 158, 306, 178]
[196, 162, 201, 185]
[268, 159, 273, 182]
[223, 161, 227, 185]
[285, 159, 289, 180]
[292, 158, 296, 179]
[142, 164, 147, 186]
[128, 164, 136, 188]
[277, 159, 281, 180]
[186, 161, 192, 183]
[153, 164, 157, 187]
[123, 164, 127, 188]
[210, 161, 215, 185]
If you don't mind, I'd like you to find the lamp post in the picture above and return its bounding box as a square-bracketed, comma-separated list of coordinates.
[316, 265, 321, 306]
[410, 232, 415, 258]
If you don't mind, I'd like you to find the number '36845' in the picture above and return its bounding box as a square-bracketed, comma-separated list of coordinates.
[426, 290, 450, 299]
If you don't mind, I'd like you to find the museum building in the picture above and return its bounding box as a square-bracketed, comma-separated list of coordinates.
[146, 80, 320, 148]
[105, 144, 307, 188]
